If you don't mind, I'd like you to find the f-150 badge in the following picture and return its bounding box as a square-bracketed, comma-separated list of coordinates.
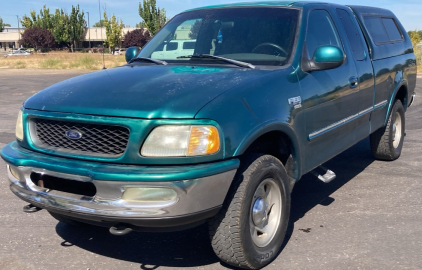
[288, 96, 302, 109]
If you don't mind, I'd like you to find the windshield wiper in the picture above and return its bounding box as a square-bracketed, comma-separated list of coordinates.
[177, 54, 255, 69]
[129, 57, 168, 65]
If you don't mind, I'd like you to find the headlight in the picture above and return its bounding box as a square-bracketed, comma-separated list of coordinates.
[15, 110, 23, 141]
[141, 125, 220, 157]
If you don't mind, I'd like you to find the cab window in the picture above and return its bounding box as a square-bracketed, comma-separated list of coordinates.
[306, 9, 343, 59]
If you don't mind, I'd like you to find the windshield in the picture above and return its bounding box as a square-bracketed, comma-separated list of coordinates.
[138, 7, 300, 66]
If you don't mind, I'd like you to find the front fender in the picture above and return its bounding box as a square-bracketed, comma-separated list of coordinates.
[195, 67, 305, 179]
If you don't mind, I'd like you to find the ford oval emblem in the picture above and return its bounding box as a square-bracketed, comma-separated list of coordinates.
[66, 130, 83, 140]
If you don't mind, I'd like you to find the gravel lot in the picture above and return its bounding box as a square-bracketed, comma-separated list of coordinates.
[0, 70, 421, 270]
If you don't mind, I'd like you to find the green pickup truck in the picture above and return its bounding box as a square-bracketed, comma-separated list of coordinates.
[1, 1, 417, 269]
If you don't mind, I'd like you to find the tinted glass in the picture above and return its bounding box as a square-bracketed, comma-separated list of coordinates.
[363, 16, 389, 43]
[166, 42, 178, 51]
[306, 10, 342, 59]
[183, 41, 196, 50]
[336, 9, 365, 61]
[139, 8, 300, 66]
[382, 18, 402, 41]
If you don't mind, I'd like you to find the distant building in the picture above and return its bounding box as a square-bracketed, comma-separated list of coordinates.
[0, 27, 142, 50]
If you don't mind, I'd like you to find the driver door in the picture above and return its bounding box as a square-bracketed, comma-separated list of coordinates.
[299, 7, 361, 172]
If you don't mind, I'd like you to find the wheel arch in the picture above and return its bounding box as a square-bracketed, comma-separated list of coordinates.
[234, 122, 303, 181]
[385, 80, 408, 126]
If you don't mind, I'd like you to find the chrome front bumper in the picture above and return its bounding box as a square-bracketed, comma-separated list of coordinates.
[6, 164, 236, 228]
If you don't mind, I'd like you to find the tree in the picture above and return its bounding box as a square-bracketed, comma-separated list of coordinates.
[0, 17, 11, 32]
[135, 22, 146, 29]
[66, 5, 86, 52]
[408, 30, 421, 47]
[51, 9, 70, 46]
[21, 6, 54, 30]
[20, 5, 86, 52]
[20, 27, 55, 51]
[122, 29, 151, 48]
[93, 20, 105, 27]
[138, 0, 168, 36]
[103, 12, 124, 53]
[0, 17, 5, 32]
[189, 20, 202, 39]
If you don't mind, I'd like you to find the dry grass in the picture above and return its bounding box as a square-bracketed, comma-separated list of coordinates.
[415, 46, 421, 73]
[0, 52, 126, 70]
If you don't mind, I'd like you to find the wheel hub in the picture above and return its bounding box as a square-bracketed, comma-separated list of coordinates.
[392, 112, 402, 148]
[249, 178, 282, 248]
[252, 197, 269, 226]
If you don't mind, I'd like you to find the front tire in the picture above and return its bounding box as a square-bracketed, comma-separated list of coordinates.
[209, 154, 291, 269]
[370, 100, 405, 161]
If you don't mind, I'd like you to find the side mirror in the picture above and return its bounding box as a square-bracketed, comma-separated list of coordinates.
[302, 45, 344, 72]
[125, 46, 141, 63]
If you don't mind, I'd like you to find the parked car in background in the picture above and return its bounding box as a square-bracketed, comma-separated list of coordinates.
[12, 48, 29, 53]
[4, 50, 31, 57]
[151, 39, 197, 59]
[114, 48, 126, 55]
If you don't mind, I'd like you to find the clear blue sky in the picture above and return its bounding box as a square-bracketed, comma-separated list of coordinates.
[1, 0, 421, 31]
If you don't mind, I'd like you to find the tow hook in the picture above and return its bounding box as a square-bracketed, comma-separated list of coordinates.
[23, 204, 42, 213]
[109, 225, 133, 236]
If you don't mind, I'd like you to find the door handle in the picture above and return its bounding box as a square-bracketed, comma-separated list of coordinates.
[349, 77, 359, 89]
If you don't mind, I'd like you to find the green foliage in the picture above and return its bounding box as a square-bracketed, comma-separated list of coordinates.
[189, 20, 202, 39]
[21, 6, 54, 30]
[93, 20, 105, 27]
[20, 5, 86, 52]
[138, 0, 168, 36]
[103, 12, 124, 52]
[51, 9, 70, 45]
[0, 17, 11, 32]
[136, 22, 146, 29]
[67, 5, 86, 52]
[0, 17, 4, 32]
[408, 30, 421, 47]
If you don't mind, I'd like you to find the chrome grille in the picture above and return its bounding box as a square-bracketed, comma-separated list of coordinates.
[32, 119, 130, 157]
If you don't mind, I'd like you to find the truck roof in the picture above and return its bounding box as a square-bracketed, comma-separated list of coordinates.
[185, 2, 398, 13]
[185, 1, 299, 12]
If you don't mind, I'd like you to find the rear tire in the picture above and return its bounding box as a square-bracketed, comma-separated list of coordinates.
[370, 100, 405, 161]
[209, 154, 291, 269]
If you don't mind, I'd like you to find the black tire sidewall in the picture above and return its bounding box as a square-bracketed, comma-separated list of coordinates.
[239, 157, 291, 268]
[388, 101, 405, 159]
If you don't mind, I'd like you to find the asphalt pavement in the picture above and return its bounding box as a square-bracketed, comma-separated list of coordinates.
[0, 69, 421, 270]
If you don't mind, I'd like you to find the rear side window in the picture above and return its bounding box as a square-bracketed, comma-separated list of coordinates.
[381, 18, 402, 41]
[336, 9, 366, 61]
[183, 41, 196, 50]
[166, 42, 178, 51]
[363, 16, 403, 44]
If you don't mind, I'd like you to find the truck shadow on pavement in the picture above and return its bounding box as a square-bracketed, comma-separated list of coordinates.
[55, 138, 376, 269]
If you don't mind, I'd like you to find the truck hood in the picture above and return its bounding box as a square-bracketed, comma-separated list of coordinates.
[24, 64, 271, 119]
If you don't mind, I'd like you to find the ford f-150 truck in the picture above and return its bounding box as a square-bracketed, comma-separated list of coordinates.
[1, 2, 417, 269]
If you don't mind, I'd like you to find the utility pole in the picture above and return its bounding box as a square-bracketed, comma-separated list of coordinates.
[16, 15, 20, 49]
[87, 12, 91, 48]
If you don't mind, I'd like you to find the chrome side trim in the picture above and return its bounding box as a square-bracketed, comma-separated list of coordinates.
[374, 100, 388, 109]
[309, 100, 388, 140]
[359, 106, 373, 116]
